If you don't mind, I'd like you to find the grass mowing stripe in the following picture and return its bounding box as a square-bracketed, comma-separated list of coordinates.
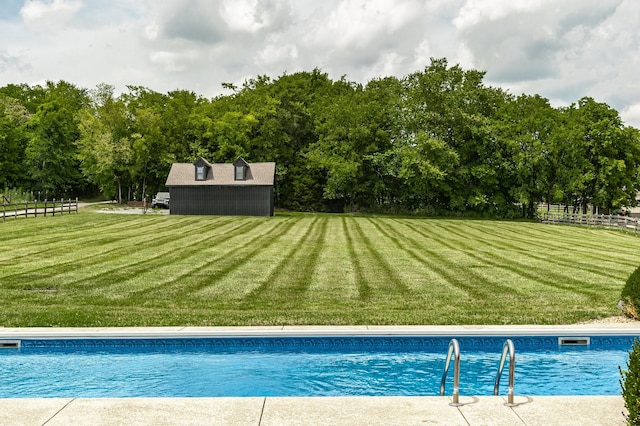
[242, 216, 327, 306]
[0, 218, 139, 263]
[89, 217, 279, 300]
[0, 214, 167, 249]
[184, 216, 303, 302]
[160, 217, 298, 299]
[359, 219, 469, 310]
[348, 218, 409, 296]
[386, 218, 515, 299]
[73, 221, 245, 292]
[481, 221, 640, 269]
[0, 214, 119, 243]
[8, 216, 237, 290]
[456, 221, 626, 281]
[307, 215, 359, 303]
[1, 218, 214, 294]
[342, 216, 371, 300]
[0, 215, 188, 275]
[443, 220, 638, 282]
[0, 216, 234, 288]
[287, 216, 328, 302]
[360, 218, 456, 296]
[357, 218, 419, 297]
[428, 223, 608, 296]
[2, 212, 640, 326]
[426, 221, 604, 300]
[465, 220, 627, 260]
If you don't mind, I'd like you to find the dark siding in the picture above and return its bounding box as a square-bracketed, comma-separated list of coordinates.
[169, 186, 274, 216]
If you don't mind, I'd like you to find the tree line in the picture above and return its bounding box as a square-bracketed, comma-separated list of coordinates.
[1, 58, 639, 218]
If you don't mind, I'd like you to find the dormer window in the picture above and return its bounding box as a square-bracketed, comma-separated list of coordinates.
[233, 157, 249, 181]
[193, 157, 211, 181]
[235, 165, 245, 180]
[196, 166, 205, 181]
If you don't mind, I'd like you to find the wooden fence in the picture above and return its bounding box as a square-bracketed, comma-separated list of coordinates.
[541, 212, 639, 236]
[1, 198, 79, 221]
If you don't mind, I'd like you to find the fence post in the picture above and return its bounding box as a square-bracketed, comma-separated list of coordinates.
[52, 199, 55, 217]
[75, 197, 78, 213]
[14, 202, 17, 219]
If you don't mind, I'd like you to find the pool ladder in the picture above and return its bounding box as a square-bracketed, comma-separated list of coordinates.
[440, 338, 517, 406]
[494, 339, 517, 406]
[440, 339, 462, 406]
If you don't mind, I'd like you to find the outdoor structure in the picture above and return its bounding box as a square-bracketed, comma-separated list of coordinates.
[629, 192, 640, 218]
[165, 157, 276, 216]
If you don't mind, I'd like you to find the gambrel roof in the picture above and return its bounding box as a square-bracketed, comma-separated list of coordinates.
[165, 157, 275, 186]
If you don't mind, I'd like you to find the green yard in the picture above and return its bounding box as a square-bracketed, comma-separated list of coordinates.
[1, 211, 640, 327]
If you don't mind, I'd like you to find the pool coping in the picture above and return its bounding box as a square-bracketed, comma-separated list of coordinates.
[1, 324, 639, 339]
[0, 395, 628, 426]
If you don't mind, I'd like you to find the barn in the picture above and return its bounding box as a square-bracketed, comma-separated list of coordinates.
[165, 157, 276, 216]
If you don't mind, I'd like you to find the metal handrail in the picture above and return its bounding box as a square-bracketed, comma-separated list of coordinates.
[493, 339, 517, 406]
[440, 338, 462, 406]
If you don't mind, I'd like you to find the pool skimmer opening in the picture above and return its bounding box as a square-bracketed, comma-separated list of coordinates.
[558, 337, 590, 346]
[0, 340, 21, 349]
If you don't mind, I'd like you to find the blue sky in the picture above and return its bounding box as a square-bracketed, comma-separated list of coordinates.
[1, 0, 639, 127]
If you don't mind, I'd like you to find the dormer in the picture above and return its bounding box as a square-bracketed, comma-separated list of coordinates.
[233, 157, 250, 181]
[193, 157, 211, 181]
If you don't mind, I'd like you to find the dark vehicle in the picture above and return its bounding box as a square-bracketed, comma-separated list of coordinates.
[151, 192, 170, 208]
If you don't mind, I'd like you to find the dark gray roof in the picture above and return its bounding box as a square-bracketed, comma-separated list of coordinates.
[165, 159, 275, 186]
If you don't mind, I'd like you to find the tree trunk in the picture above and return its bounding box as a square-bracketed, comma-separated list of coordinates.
[116, 176, 122, 204]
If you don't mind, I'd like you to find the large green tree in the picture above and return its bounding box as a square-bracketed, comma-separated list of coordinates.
[562, 97, 640, 212]
[495, 94, 559, 218]
[77, 84, 132, 202]
[400, 58, 512, 215]
[0, 95, 30, 190]
[24, 81, 89, 197]
[2, 63, 639, 216]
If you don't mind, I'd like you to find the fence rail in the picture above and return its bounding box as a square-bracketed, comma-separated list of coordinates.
[1, 198, 79, 221]
[541, 212, 639, 236]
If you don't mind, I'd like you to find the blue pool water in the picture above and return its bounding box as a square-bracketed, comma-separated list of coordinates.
[0, 335, 635, 397]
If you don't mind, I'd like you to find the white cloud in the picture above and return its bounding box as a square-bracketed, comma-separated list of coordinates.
[454, 0, 623, 81]
[411, 40, 432, 70]
[307, 0, 421, 51]
[255, 42, 298, 68]
[0, 50, 29, 73]
[20, 0, 83, 32]
[454, 0, 545, 30]
[621, 104, 640, 128]
[0, 0, 638, 128]
[369, 51, 405, 80]
[220, 0, 263, 33]
[145, 23, 159, 40]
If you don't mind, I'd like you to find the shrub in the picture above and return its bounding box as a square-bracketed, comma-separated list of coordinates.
[620, 266, 640, 320]
[621, 338, 640, 425]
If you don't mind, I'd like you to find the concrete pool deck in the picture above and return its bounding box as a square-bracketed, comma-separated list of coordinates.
[1, 324, 638, 425]
[0, 395, 626, 425]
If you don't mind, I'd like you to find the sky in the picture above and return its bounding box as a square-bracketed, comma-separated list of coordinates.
[1, 0, 639, 127]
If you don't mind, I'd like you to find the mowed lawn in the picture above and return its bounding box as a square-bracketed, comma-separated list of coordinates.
[1, 211, 640, 326]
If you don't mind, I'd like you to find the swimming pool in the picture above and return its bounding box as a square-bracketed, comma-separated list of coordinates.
[0, 332, 636, 398]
